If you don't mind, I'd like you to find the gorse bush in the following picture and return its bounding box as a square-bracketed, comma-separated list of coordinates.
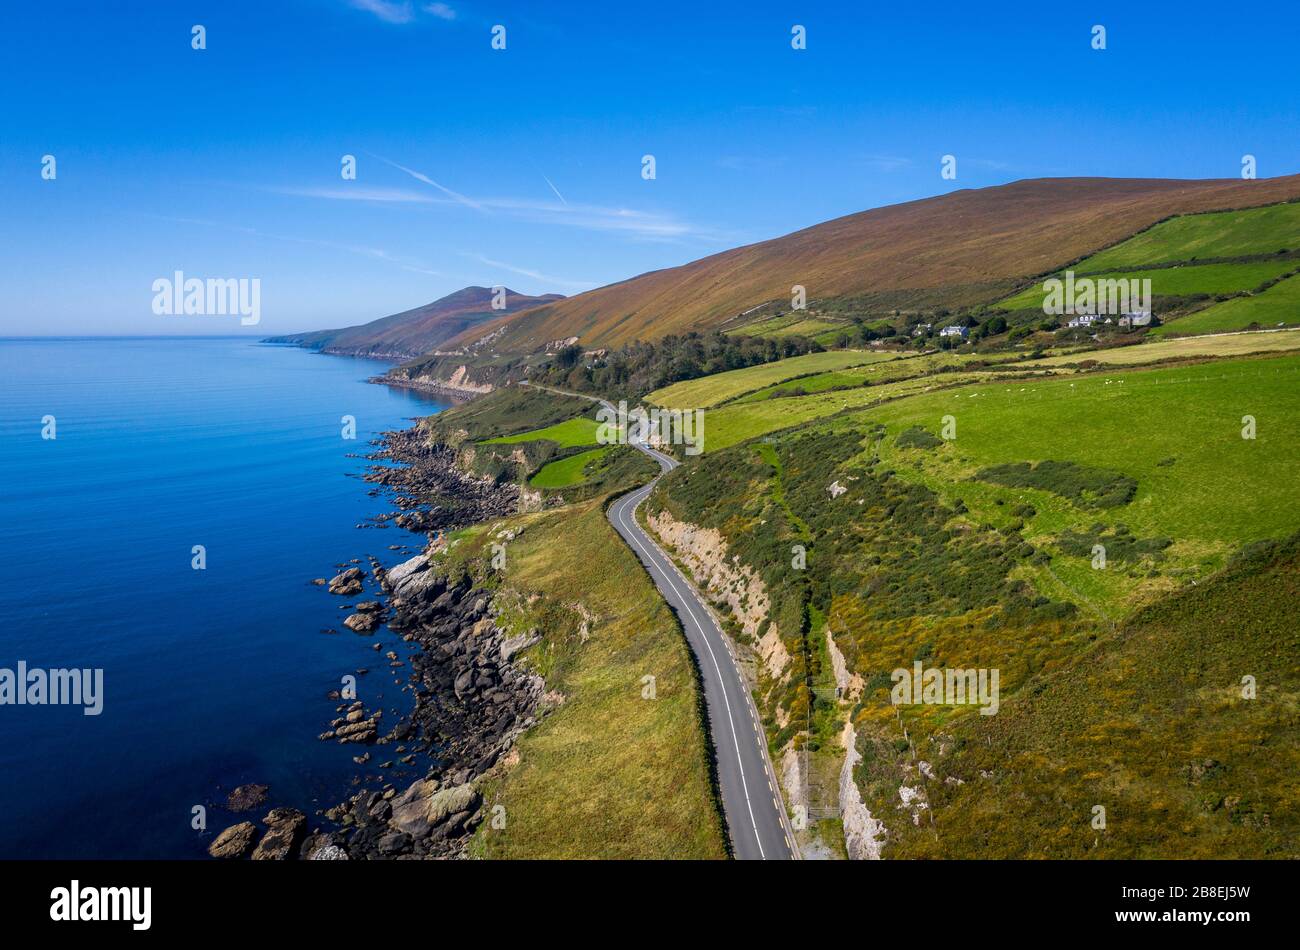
[973, 459, 1138, 509]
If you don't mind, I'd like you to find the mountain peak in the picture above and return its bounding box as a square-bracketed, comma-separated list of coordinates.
[263, 286, 564, 359]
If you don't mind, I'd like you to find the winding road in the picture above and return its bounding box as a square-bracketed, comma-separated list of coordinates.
[522, 382, 798, 860]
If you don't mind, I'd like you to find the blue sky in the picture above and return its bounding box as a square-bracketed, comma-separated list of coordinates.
[2, 0, 1297, 336]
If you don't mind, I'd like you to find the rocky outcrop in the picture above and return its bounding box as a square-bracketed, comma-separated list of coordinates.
[343, 611, 380, 633]
[363, 428, 520, 533]
[315, 564, 544, 859]
[225, 783, 269, 813]
[328, 568, 365, 596]
[251, 808, 307, 860]
[208, 821, 257, 859]
[646, 510, 772, 642]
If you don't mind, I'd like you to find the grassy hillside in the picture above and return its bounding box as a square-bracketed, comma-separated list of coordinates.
[994, 260, 1297, 311]
[880, 534, 1300, 859]
[1019, 327, 1300, 368]
[482, 416, 601, 448]
[429, 502, 728, 859]
[427, 384, 592, 445]
[528, 447, 611, 488]
[410, 385, 725, 858]
[859, 353, 1300, 611]
[1076, 201, 1300, 271]
[645, 340, 1300, 859]
[263, 286, 562, 359]
[649, 350, 897, 408]
[732, 350, 1034, 404]
[447, 176, 1300, 352]
[1151, 273, 1300, 338]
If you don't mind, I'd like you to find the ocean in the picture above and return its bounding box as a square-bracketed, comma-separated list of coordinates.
[0, 337, 450, 858]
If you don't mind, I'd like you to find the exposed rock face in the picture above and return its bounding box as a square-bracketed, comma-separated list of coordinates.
[251, 808, 307, 860]
[646, 509, 773, 642]
[328, 568, 365, 596]
[208, 821, 257, 859]
[825, 625, 863, 701]
[445, 364, 494, 394]
[839, 719, 887, 860]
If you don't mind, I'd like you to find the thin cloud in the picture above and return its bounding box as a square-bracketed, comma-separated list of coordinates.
[862, 154, 913, 173]
[265, 184, 438, 203]
[349, 0, 415, 24]
[145, 214, 445, 277]
[423, 2, 456, 19]
[469, 253, 595, 291]
[261, 157, 734, 244]
[477, 197, 722, 242]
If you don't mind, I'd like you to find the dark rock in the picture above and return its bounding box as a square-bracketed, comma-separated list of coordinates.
[225, 783, 270, 813]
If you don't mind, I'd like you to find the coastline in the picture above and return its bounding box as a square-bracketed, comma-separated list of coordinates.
[211, 416, 541, 860]
[367, 373, 483, 403]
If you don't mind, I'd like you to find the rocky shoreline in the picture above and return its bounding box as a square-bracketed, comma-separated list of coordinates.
[362, 425, 519, 533]
[208, 423, 542, 860]
[368, 373, 486, 403]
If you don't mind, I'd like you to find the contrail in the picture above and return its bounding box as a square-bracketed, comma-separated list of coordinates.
[541, 173, 568, 206]
[366, 151, 484, 211]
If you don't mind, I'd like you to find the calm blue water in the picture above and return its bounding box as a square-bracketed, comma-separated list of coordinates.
[0, 338, 450, 858]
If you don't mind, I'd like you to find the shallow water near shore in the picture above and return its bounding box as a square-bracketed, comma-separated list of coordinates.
[0, 337, 450, 858]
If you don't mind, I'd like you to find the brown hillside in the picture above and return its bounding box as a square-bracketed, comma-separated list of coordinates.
[448, 175, 1300, 352]
[264, 286, 563, 359]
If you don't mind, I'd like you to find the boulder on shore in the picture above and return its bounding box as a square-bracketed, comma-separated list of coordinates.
[343, 612, 380, 633]
[208, 821, 257, 859]
[328, 568, 365, 596]
[251, 808, 307, 860]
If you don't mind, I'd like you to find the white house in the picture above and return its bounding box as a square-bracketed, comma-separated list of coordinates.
[911, 323, 933, 337]
[1067, 314, 1102, 328]
[939, 325, 968, 339]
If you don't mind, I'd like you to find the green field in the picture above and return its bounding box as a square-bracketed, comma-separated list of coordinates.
[995, 261, 1297, 311]
[1153, 273, 1300, 337]
[528, 447, 611, 488]
[1020, 326, 1300, 367]
[648, 350, 896, 408]
[735, 350, 1038, 404]
[864, 353, 1300, 558]
[734, 369, 866, 400]
[1077, 201, 1300, 270]
[701, 370, 1029, 453]
[481, 415, 601, 447]
[732, 313, 843, 339]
